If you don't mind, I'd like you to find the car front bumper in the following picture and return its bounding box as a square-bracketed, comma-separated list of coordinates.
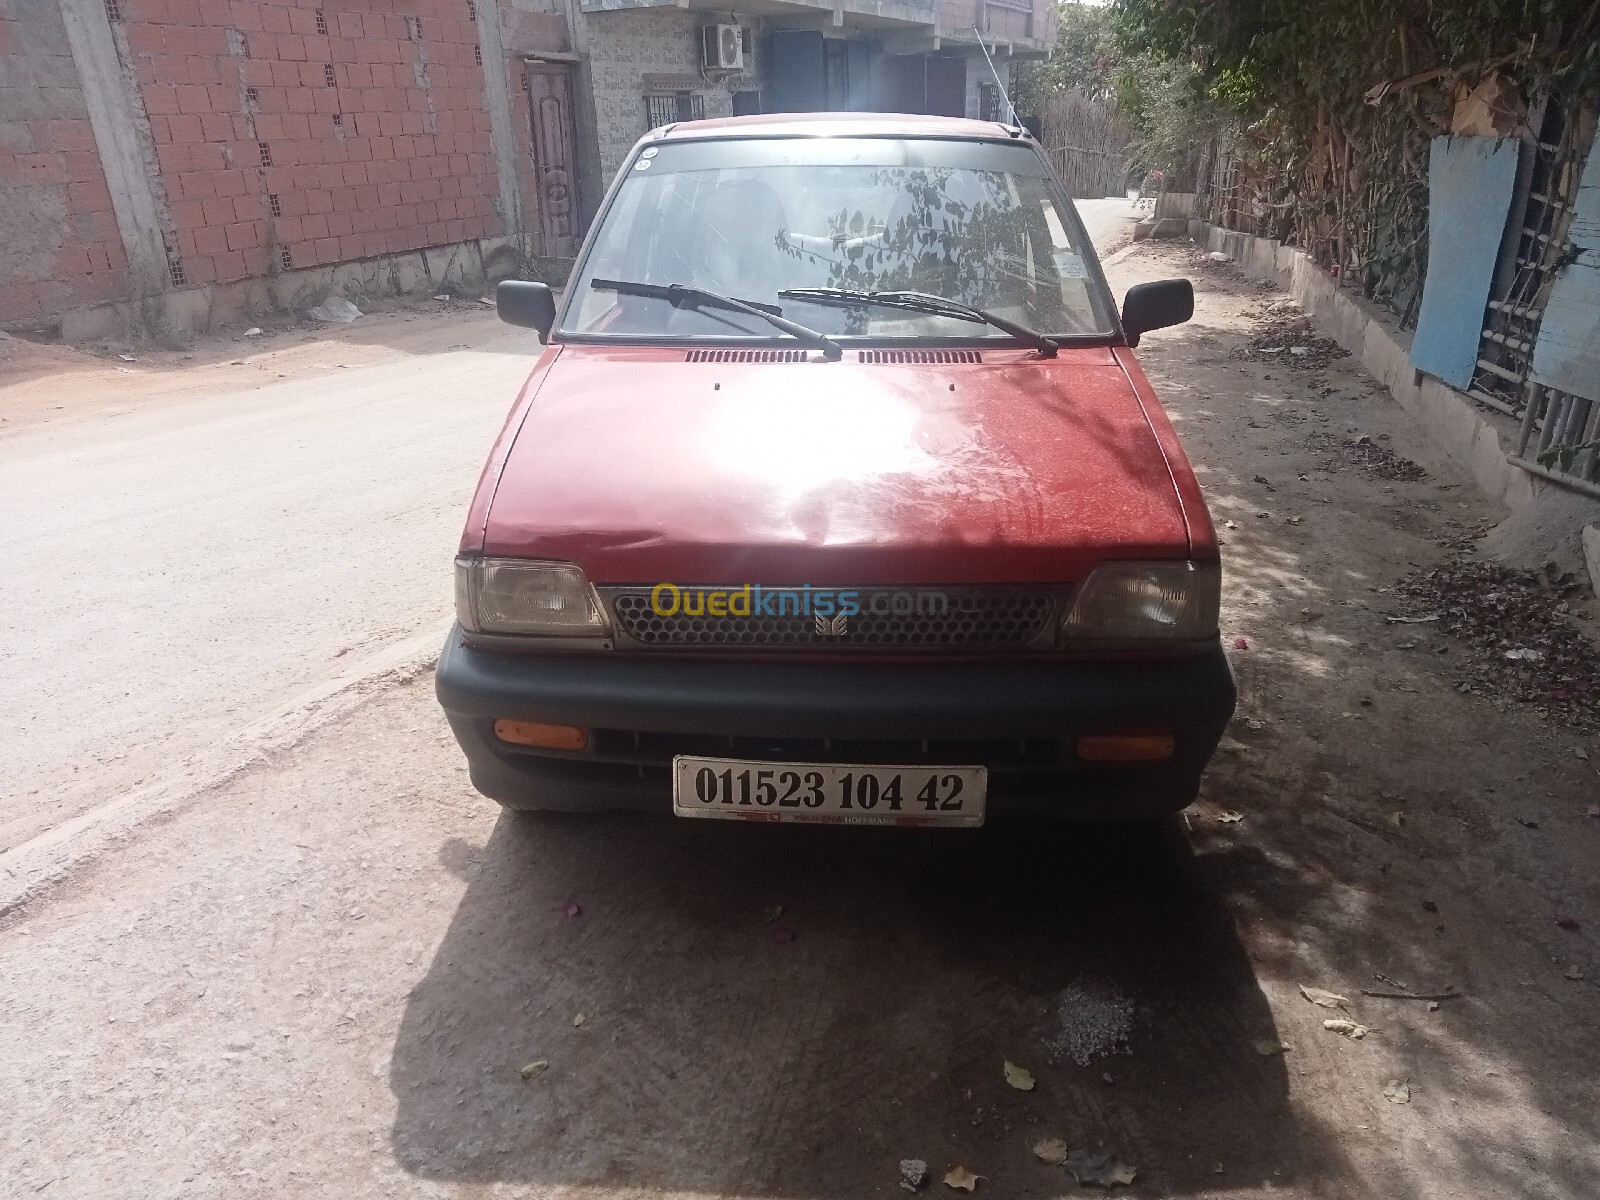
[435, 627, 1237, 820]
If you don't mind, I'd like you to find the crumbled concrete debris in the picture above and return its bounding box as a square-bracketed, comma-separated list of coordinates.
[1392, 561, 1600, 730]
[1045, 981, 1134, 1067]
[1230, 302, 1350, 369]
[899, 1159, 928, 1192]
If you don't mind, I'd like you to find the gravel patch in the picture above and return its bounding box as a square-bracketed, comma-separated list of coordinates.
[1045, 980, 1134, 1067]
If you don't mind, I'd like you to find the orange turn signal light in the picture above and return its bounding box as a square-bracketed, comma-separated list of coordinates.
[1076, 734, 1176, 762]
[493, 720, 589, 751]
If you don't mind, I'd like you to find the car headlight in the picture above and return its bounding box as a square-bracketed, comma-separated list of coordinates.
[1061, 560, 1220, 641]
[455, 557, 610, 637]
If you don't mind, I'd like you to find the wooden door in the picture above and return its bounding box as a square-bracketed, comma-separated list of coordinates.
[525, 65, 579, 257]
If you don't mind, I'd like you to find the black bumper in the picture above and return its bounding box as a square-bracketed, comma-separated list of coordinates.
[435, 627, 1237, 820]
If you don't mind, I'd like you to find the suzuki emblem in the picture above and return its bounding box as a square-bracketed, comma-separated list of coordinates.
[814, 613, 849, 637]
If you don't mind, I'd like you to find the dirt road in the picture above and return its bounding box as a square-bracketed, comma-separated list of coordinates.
[0, 200, 1141, 856]
[5, 214, 1598, 1198]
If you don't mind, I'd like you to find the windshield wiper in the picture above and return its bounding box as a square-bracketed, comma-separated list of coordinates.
[591, 278, 842, 360]
[777, 287, 1058, 358]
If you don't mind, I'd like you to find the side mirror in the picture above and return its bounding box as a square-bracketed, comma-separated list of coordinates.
[1121, 279, 1193, 347]
[497, 280, 557, 339]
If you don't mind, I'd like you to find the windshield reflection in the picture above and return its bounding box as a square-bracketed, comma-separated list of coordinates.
[567, 147, 1113, 341]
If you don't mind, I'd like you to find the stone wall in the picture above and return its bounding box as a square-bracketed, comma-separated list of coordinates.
[582, 7, 753, 184]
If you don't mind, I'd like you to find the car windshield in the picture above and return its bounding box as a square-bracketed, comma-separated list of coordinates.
[562, 136, 1118, 343]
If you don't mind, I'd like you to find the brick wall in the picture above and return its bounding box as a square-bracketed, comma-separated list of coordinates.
[0, 1, 131, 325]
[119, 0, 504, 287]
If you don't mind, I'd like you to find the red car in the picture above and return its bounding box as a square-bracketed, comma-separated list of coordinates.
[437, 113, 1233, 826]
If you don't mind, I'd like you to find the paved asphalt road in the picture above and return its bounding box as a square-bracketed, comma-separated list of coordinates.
[0, 198, 1141, 853]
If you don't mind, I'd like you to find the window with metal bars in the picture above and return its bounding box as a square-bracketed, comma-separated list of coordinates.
[473, 44, 482, 66]
[268, 193, 281, 217]
[104, 0, 121, 21]
[257, 141, 272, 167]
[978, 82, 1001, 123]
[645, 93, 703, 130]
[167, 257, 186, 287]
[315, 10, 327, 35]
[279, 245, 293, 271]
[323, 63, 336, 87]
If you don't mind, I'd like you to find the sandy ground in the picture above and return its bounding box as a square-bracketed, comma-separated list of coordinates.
[0, 302, 532, 851]
[6, 208, 1599, 1198]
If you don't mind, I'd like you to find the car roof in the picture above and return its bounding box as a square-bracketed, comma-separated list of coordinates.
[649, 112, 1027, 143]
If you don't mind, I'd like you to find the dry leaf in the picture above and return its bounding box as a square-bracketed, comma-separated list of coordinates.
[1003, 1060, 1035, 1091]
[1253, 1037, 1289, 1056]
[1032, 1137, 1069, 1165]
[1217, 810, 1245, 824]
[942, 1165, 982, 1191]
[573, 1012, 587, 1027]
[1064, 1149, 1137, 1188]
[518, 1059, 549, 1080]
[1382, 1078, 1412, 1104]
[1299, 985, 1350, 1010]
[1323, 1019, 1369, 1039]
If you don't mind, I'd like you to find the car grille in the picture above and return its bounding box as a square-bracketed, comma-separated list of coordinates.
[603, 587, 1060, 651]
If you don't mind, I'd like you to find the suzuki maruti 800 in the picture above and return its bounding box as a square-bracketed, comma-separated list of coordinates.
[437, 113, 1235, 827]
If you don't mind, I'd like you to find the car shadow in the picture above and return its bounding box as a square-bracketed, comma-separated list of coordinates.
[389, 812, 1352, 1195]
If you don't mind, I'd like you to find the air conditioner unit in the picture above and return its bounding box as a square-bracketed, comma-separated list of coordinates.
[702, 24, 744, 71]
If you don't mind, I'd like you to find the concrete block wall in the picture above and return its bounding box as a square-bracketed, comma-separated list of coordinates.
[583, 6, 741, 183]
[0, 1, 132, 324]
[118, 0, 503, 289]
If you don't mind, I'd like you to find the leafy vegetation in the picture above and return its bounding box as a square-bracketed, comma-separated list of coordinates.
[1111, 1, 1600, 116]
[1014, 2, 1119, 113]
[1095, 0, 1600, 320]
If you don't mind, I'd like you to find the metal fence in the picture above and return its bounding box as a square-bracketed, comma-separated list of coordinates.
[1196, 98, 1600, 501]
[1474, 98, 1599, 500]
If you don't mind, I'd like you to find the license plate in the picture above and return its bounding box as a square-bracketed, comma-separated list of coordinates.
[671, 757, 986, 827]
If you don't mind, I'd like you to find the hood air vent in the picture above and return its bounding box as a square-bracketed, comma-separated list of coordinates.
[857, 349, 983, 364]
[685, 348, 809, 363]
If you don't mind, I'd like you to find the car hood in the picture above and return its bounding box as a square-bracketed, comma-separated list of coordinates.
[479, 346, 1192, 585]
